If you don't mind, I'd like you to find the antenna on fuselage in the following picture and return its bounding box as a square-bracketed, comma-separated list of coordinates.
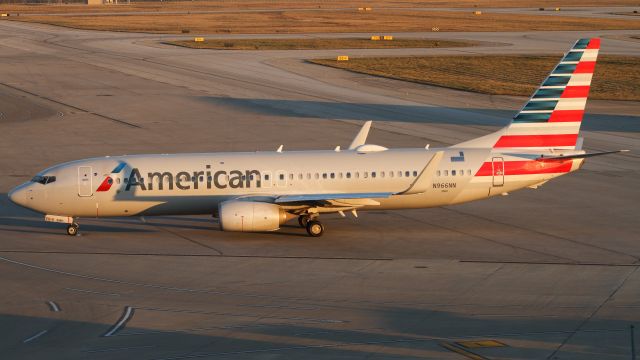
[276, 144, 283, 153]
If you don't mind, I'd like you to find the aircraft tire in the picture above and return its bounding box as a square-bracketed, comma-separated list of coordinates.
[306, 220, 324, 237]
[66, 223, 79, 236]
[298, 215, 310, 228]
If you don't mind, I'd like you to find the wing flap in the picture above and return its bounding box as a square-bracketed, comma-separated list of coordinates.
[275, 192, 392, 204]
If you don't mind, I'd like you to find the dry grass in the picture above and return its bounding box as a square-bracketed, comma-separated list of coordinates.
[9, 9, 640, 34]
[2, 1, 639, 14]
[310, 55, 640, 101]
[166, 38, 475, 50]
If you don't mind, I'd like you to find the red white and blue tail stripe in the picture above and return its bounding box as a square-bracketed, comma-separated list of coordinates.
[455, 38, 600, 150]
[496, 38, 600, 149]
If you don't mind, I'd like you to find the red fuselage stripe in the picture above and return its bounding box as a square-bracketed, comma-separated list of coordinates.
[475, 160, 573, 176]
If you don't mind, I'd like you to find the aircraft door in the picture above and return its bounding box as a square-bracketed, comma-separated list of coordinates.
[78, 166, 93, 197]
[492, 157, 504, 187]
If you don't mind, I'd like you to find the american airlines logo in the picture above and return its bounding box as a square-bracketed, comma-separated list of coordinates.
[120, 166, 262, 191]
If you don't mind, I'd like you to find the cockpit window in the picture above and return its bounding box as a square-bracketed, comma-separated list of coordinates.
[31, 175, 56, 184]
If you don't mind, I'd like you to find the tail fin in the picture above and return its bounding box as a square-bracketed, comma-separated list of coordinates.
[455, 38, 600, 150]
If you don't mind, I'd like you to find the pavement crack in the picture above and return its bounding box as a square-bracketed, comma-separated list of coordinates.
[547, 266, 639, 359]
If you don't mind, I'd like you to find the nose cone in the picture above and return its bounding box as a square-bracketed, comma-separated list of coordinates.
[8, 185, 28, 208]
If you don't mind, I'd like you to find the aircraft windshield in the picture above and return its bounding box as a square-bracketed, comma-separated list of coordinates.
[31, 175, 56, 185]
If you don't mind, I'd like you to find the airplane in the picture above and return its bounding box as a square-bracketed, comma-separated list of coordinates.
[7, 38, 628, 237]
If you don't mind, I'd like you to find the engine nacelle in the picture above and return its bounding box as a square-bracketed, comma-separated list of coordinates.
[218, 201, 289, 232]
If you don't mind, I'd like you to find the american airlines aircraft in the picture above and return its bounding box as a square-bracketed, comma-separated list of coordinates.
[8, 38, 627, 237]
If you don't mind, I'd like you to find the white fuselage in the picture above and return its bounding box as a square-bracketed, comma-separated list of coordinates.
[8, 147, 582, 218]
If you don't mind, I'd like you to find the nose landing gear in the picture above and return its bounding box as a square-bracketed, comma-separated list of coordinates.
[44, 215, 79, 236]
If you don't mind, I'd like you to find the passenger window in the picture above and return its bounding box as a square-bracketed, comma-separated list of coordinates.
[390, 171, 394, 178]
[298, 173, 303, 180]
[413, 171, 418, 177]
[315, 173, 319, 179]
[467, 169, 472, 176]
[444, 170, 449, 176]
[381, 171, 385, 178]
[322, 173, 327, 179]
[265, 174, 270, 180]
[279, 174, 284, 180]
[289, 173, 294, 180]
[437, 170, 441, 176]
[364, 172, 368, 178]
[346, 172, 351, 179]
[405, 171, 410, 177]
[397, 171, 402, 177]
[355, 172, 360, 179]
[330, 173, 335, 179]
[307, 173, 311, 179]
[372, 172, 376, 178]
[452, 170, 456, 176]
[339, 172, 343, 179]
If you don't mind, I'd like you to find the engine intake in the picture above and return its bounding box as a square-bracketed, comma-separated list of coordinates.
[219, 201, 289, 232]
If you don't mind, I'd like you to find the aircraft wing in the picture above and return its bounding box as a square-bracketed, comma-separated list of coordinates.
[275, 192, 393, 205]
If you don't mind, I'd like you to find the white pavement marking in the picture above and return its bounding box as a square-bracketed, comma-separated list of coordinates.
[103, 306, 134, 337]
[22, 330, 48, 344]
[46, 300, 60, 312]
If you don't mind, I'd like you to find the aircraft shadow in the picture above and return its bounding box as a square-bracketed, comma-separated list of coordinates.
[202, 97, 640, 132]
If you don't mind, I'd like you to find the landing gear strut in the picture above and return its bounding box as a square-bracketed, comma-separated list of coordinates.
[298, 215, 310, 228]
[306, 220, 324, 237]
[66, 223, 79, 236]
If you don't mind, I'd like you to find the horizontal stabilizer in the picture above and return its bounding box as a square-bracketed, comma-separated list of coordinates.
[536, 149, 629, 160]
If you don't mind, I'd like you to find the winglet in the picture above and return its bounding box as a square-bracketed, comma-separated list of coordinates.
[348, 121, 372, 150]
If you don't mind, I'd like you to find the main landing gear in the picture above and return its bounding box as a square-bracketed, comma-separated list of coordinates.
[66, 223, 79, 236]
[298, 215, 324, 237]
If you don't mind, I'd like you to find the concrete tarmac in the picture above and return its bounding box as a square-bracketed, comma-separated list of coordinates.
[0, 21, 639, 359]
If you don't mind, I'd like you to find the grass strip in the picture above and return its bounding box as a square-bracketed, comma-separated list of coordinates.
[310, 55, 640, 101]
[9, 9, 640, 34]
[165, 38, 475, 50]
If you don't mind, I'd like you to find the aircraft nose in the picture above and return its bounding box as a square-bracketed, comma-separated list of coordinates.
[8, 185, 28, 208]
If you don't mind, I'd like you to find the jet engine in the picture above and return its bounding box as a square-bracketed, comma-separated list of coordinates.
[218, 201, 290, 232]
